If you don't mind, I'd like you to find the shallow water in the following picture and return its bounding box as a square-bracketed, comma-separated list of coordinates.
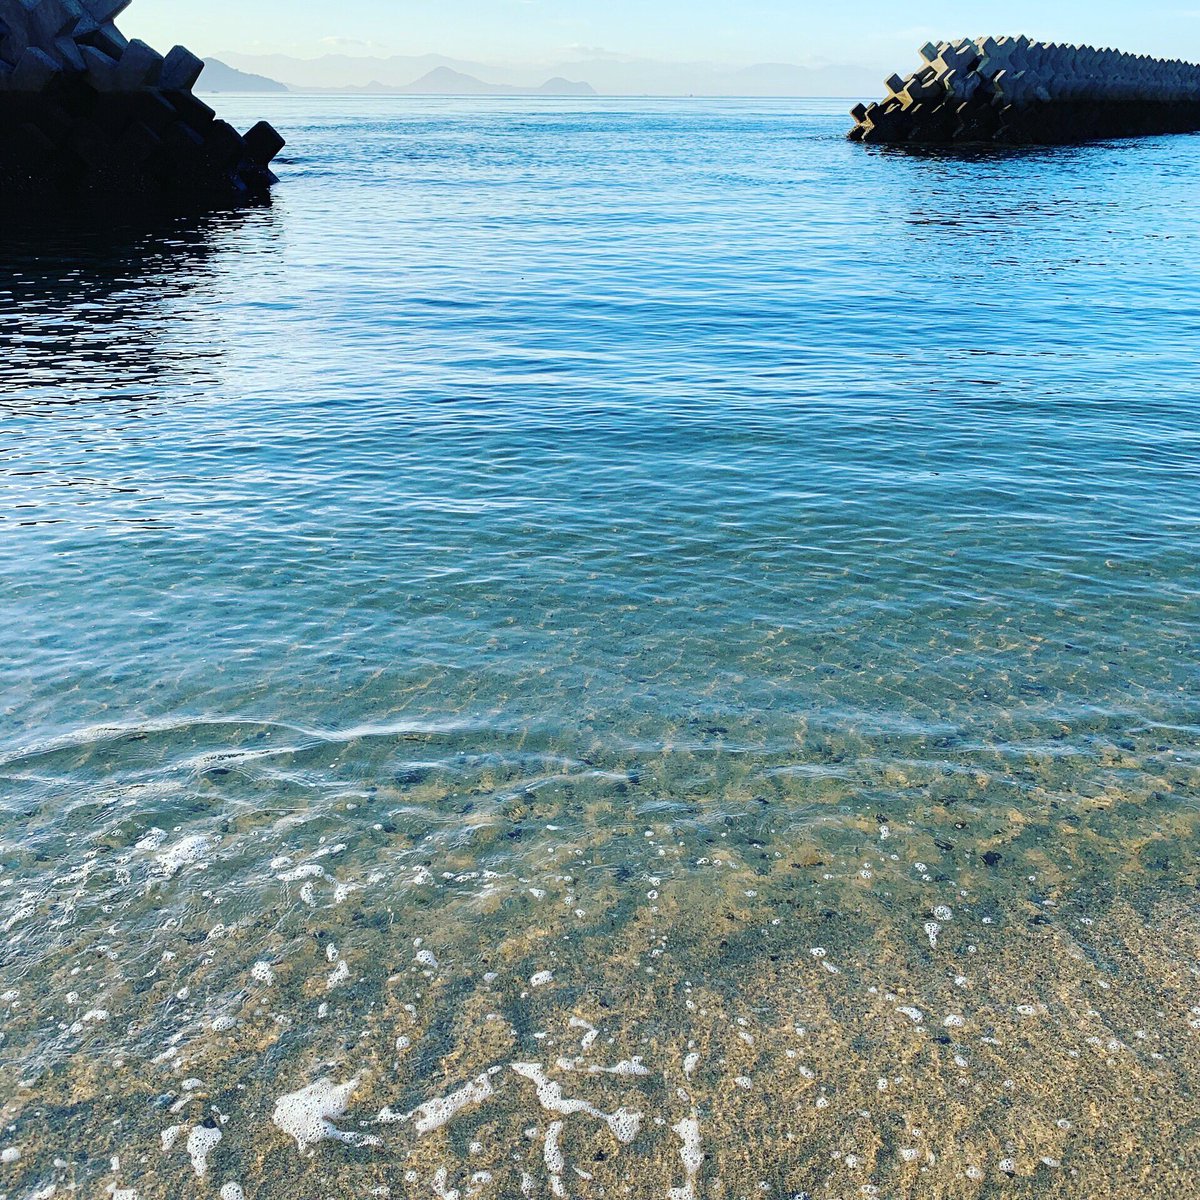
[1, 97, 1199, 1199]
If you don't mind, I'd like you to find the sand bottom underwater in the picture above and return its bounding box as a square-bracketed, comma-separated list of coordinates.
[1, 719, 1198, 1200]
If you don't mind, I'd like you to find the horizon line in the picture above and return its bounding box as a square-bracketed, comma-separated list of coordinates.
[204, 90, 866, 99]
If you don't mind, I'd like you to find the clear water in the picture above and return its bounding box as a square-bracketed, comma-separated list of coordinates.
[1, 97, 1199, 1198]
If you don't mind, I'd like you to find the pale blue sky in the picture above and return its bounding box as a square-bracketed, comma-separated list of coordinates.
[124, 1, 1200, 66]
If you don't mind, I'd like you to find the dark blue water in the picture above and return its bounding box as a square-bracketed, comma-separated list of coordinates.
[0, 98, 1197, 1198]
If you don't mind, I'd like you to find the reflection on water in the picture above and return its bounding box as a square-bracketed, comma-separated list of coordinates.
[0, 208, 280, 412]
[0, 98, 1198, 1198]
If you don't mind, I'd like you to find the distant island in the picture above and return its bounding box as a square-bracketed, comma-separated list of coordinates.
[198, 58, 594, 97]
[208, 51, 884, 97]
[199, 58, 290, 93]
[319, 67, 596, 96]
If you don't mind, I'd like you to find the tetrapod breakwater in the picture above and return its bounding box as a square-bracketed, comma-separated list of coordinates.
[0, 0, 284, 205]
[850, 37, 1200, 146]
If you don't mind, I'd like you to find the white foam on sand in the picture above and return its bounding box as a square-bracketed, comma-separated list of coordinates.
[277, 864, 326, 882]
[668, 1115, 703, 1200]
[606, 1109, 643, 1144]
[186, 1125, 221, 1177]
[430, 1166, 459, 1200]
[510, 1063, 643, 1144]
[272, 1077, 382, 1154]
[154, 835, 211, 878]
[544, 1121, 566, 1198]
[412, 1071, 498, 1136]
[568, 1017, 599, 1052]
[587, 1058, 650, 1078]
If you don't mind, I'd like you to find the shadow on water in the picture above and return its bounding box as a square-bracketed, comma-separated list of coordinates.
[0, 203, 281, 410]
[860, 140, 1103, 162]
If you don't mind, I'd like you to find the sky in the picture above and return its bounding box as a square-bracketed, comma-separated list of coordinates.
[124, 1, 1200, 69]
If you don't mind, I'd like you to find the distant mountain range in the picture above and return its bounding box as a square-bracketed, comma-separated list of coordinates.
[210, 51, 883, 98]
[199, 58, 289, 93]
[198, 57, 595, 96]
[321, 67, 596, 96]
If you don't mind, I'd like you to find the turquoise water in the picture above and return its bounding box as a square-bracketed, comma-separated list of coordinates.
[1, 98, 1198, 1198]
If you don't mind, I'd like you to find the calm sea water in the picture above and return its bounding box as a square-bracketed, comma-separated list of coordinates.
[1, 97, 1198, 1199]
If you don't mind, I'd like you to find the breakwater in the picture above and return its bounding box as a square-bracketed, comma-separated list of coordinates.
[850, 37, 1200, 145]
[0, 0, 283, 204]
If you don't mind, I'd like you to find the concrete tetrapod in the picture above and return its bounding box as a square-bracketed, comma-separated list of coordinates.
[0, 0, 284, 205]
[850, 36, 1200, 146]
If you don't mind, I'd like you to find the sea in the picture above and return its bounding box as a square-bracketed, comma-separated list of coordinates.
[1, 96, 1198, 1199]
